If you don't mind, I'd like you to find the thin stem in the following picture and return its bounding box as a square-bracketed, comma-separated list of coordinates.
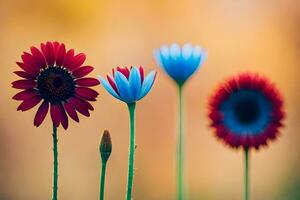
[52, 124, 58, 200]
[177, 84, 184, 200]
[100, 163, 107, 200]
[126, 103, 136, 200]
[244, 148, 250, 200]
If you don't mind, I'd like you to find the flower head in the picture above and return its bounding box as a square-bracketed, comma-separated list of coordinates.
[154, 43, 207, 85]
[98, 66, 156, 103]
[208, 73, 284, 149]
[12, 41, 100, 129]
[100, 130, 112, 163]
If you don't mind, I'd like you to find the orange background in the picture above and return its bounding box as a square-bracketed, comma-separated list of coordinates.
[1, 0, 299, 199]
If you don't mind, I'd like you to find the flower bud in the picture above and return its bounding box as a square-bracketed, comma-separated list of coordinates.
[99, 130, 112, 163]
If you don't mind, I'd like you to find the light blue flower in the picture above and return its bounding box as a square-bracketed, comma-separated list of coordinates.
[154, 43, 207, 85]
[98, 66, 156, 103]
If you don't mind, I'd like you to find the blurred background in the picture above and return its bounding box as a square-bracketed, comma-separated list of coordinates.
[0, 0, 299, 199]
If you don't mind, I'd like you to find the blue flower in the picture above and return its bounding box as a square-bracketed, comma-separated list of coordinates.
[154, 43, 207, 85]
[98, 66, 156, 103]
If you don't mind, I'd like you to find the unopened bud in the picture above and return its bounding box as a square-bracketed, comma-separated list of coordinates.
[99, 130, 112, 163]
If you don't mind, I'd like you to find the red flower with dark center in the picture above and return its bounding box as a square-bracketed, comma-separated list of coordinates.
[12, 41, 100, 129]
[208, 73, 285, 149]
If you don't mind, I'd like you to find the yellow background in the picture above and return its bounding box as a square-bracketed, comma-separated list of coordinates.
[1, 0, 299, 199]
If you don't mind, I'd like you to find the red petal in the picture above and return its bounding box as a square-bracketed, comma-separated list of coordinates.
[139, 66, 144, 83]
[65, 53, 86, 71]
[69, 97, 90, 117]
[21, 52, 42, 72]
[16, 62, 39, 75]
[13, 89, 37, 101]
[58, 104, 68, 130]
[50, 104, 61, 127]
[56, 43, 66, 66]
[12, 80, 36, 89]
[34, 100, 49, 127]
[17, 96, 42, 111]
[107, 75, 119, 94]
[75, 87, 98, 101]
[72, 66, 94, 78]
[116, 66, 130, 79]
[64, 102, 79, 122]
[30, 46, 47, 68]
[41, 42, 55, 66]
[62, 49, 74, 69]
[14, 71, 35, 79]
[53, 41, 60, 51]
[75, 78, 99, 87]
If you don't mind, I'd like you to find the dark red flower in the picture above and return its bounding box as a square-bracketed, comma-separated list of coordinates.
[208, 73, 285, 149]
[12, 41, 100, 129]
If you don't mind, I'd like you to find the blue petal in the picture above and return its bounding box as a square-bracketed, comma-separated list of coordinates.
[128, 66, 142, 101]
[153, 49, 163, 67]
[114, 71, 132, 103]
[182, 43, 193, 60]
[159, 45, 171, 71]
[98, 75, 121, 101]
[138, 71, 156, 100]
[169, 43, 181, 60]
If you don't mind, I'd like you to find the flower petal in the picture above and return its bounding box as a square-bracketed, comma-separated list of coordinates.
[30, 46, 47, 68]
[58, 104, 68, 129]
[75, 87, 98, 101]
[64, 102, 79, 122]
[41, 42, 55, 66]
[21, 52, 43, 71]
[139, 66, 144, 83]
[114, 71, 132, 102]
[75, 78, 100, 87]
[56, 43, 66, 66]
[17, 95, 42, 111]
[138, 71, 156, 100]
[65, 53, 86, 71]
[16, 61, 39, 75]
[13, 89, 38, 101]
[14, 71, 35, 79]
[50, 104, 61, 127]
[72, 66, 94, 78]
[62, 49, 75, 69]
[98, 76, 121, 100]
[69, 97, 90, 117]
[107, 75, 119, 94]
[169, 43, 181, 60]
[34, 100, 49, 127]
[117, 67, 130, 79]
[128, 67, 141, 100]
[12, 80, 36, 89]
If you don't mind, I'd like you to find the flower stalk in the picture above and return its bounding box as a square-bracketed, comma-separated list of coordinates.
[177, 84, 184, 200]
[126, 103, 136, 200]
[52, 124, 58, 200]
[99, 130, 112, 200]
[244, 148, 249, 200]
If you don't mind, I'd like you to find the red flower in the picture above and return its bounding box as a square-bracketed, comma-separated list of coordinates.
[12, 41, 100, 129]
[208, 73, 285, 149]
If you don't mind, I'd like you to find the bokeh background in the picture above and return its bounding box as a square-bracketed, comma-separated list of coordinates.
[1, 0, 299, 199]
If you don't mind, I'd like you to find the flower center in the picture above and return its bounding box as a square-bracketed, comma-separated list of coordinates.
[234, 98, 260, 124]
[37, 66, 75, 104]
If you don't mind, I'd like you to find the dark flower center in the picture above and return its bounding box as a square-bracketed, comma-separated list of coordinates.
[234, 98, 260, 124]
[37, 66, 75, 104]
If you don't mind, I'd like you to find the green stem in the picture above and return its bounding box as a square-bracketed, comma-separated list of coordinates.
[177, 84, 184, 200]
[126, 103, 136, 200]
[52, 124, 58, 200]
[244, 148, 249, 200]
[100, 163, 107, 200]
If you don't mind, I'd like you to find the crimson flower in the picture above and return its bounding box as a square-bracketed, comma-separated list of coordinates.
[208, 73, 284, 149]
[12, 41, 100, 129]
